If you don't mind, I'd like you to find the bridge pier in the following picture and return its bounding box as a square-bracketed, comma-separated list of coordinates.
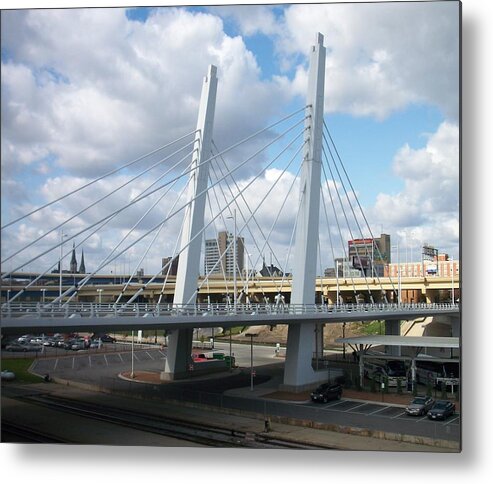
[384, 319, 401, 356]
[281, 323, 322, 392]
[161, 328, 194, 380]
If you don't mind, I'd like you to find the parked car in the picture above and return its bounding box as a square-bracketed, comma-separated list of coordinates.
[1, 370, 16, 381]
[427, 400, 455, 420]
[93, 334, 116, 343]
[71, 339, 86, 351]
[5, 342, 42, 352]
[405, 396, 435, 416]
[310, 383, 343, 403]
[62, 339, 76, 350]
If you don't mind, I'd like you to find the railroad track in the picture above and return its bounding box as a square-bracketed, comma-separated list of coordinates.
[14, 394, 330, 449]
[1, 421, 73, 444]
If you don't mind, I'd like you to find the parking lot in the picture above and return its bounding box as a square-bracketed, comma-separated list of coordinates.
[301, 398, 460, 427]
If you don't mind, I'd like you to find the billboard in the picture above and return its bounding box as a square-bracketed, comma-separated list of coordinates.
[352, 256, 370, 269]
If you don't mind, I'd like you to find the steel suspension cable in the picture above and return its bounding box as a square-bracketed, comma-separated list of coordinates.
[2, 138, 197, 266]
[1, 130, 199, 230]
[319, 186, 340, 304]
[2, 109, 306, 278]
[320, 156, 358, 298]
[185, 130, 307, 305]
[211, 140, 290, 292]
[4, 147, 198, 304]
[63, 161, 194, 307]
[50, 155, 197, 306]
[322, 147, 374, 302]
[3, 116, 307, 283]
[324, 121, 396, 299]
[117, 120, 309, 306]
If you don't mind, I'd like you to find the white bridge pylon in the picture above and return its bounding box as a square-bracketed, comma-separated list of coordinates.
[162, 35, 329, 389]
[283, 33, 327, 391]
[162, 65, 218, 381]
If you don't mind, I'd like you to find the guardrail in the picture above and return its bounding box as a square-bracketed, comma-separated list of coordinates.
[0, 301, 460, 319]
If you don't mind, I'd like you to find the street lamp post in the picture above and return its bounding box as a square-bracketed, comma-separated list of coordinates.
[392, 243, 401, 305]
[396, 242, 401, 305]
[131, 330, 135, 378]
[59, 230, 67, 305]
[451, 256, 454, 303]
[227, 209, 237, 313]
[233, 209, 237, 313]
[250, 334, 254, 391]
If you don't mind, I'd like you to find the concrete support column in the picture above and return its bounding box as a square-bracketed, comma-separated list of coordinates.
[385, 319, 401, 356]
[314, 323, 324, 361]
[451, 315, 460, 337]
[283, 323, 320, 391]
[161, 328, 193, 381]
[425, 289, 438, 304]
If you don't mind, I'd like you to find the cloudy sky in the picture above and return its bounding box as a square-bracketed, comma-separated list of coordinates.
[1, 1, 460, 277]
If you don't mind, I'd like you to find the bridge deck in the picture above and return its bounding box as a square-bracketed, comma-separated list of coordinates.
[1, 303, 459, 335]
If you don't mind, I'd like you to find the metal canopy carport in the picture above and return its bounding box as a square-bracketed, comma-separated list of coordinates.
[335, 335, 459, 348]
[334, 335, 460, 390]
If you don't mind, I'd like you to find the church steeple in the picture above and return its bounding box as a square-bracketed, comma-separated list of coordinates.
[79, 249, 86, 274]
[70, 242, 78, 273]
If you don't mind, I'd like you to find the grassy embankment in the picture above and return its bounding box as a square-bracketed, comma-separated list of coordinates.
[1, 358, 44, 383]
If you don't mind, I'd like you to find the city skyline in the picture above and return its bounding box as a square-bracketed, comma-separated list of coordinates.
[1, 1, 460, 277]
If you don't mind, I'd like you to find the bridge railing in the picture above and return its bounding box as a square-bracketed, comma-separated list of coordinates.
[0, 301, 460, 319]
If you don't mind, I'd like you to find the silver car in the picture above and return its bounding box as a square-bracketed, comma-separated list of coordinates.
[405, 396, 435, 416]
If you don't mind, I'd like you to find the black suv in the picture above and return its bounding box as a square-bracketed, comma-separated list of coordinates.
[92, 334, 116, 343]
[310, 383, 343, 403]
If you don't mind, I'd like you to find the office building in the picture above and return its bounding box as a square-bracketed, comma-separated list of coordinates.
[204, 231, 244, 277]
[347, 234, 391, 276]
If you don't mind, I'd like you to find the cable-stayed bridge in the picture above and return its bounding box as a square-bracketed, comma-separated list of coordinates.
[1, 34, 459, 390]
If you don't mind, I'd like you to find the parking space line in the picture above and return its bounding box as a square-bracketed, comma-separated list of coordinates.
[88, 356, 92, 368]
[344, 403, 367, 412]
[146, 351, 154, 360]
[133, 352, 140, 361]
[391, 411, 406, 419]
[322, 401, 346, 409]
[368, 406, 389, 415]
[158, 350, 166, 357]
[103, 354, 108, 366]
[446, 416, 460, 425]
[118, 353, 124, 363]
[72, 357, 75, 369]
[53, 359, 58, 371]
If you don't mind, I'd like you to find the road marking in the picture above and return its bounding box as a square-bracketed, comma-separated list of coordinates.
[118, 353, 124, 363]
[53, 359, 58, 371]
[88, 356, 92, 368]
[146, 351, 154, 360]
[72, 357, 75, 369]
[103, 354, 108, 366]
[344, 403, 367, 412]
[446, 416, 460, 425]
[368, 406, 389, 415]
[323, 400, 345, 408]
[391, 411, 406, 419]
[133, 352, 140, 361]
